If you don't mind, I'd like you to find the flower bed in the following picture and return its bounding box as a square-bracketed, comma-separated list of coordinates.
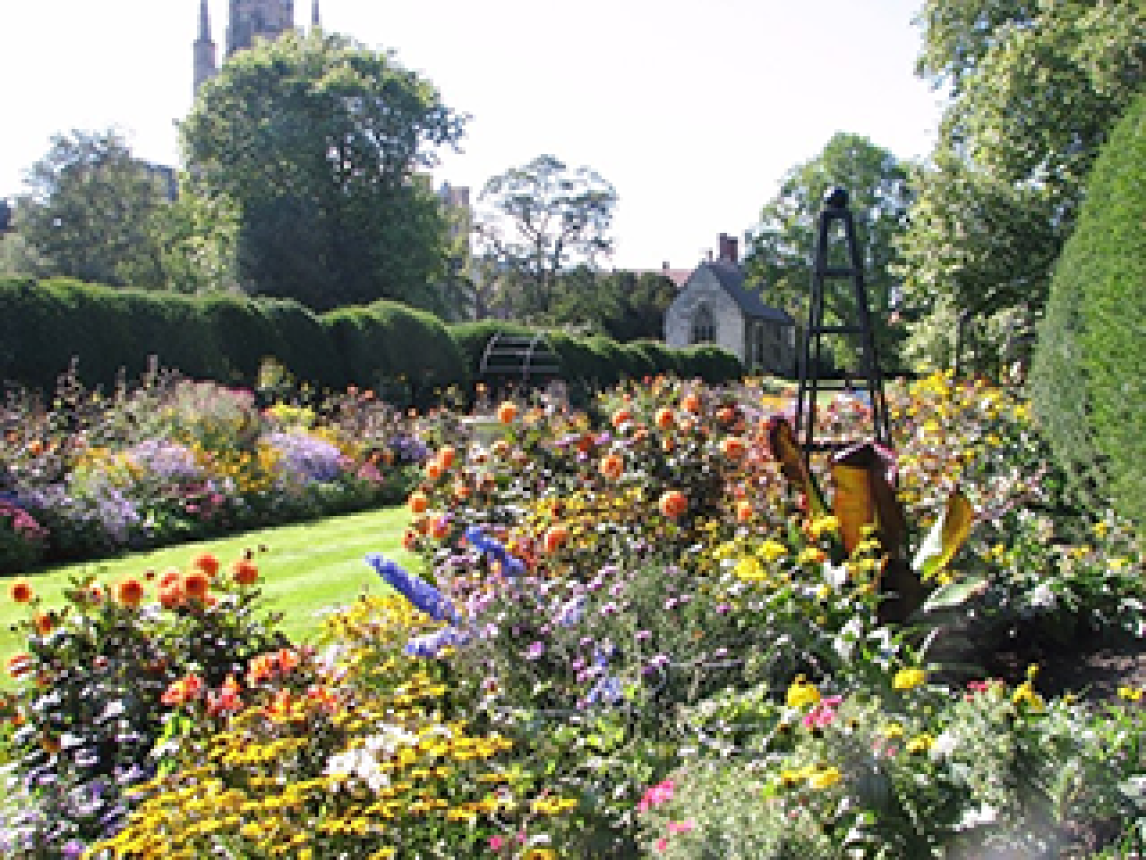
[1, 373, 1143, 858]
[0, 366, 428, 571]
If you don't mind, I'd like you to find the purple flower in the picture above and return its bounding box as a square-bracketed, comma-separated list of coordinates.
[716, 603, 731, 615]
[665, 597, 679, 611]
[554, 595, 586, 627]
[405, 626, 469, 658]
[600, 602, 619, 617]
[267, 432, 344, 484]
[585, 674, 622, 707]
[366, 554, 457, 622]
[635, 630, 652, 642]
[525, 641, 545, 660]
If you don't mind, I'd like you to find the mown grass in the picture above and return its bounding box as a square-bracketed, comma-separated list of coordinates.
[0, 505, 417, 671]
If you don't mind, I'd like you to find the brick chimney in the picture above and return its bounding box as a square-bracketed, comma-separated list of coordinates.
[718, 233, 739, 264]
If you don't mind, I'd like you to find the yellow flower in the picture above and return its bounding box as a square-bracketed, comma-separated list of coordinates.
[786, 675, 821, 708]
[892, 667, 926, 691]
[734, 556, 767, 582]
[906, 734, 934, 755]
[1118, 686, 1143, 703]
[881, 723, 905, 740]
[808, 515, 840, 540]
[798, 547, 827, 566]
[1012, 681, 1044, 711]
[758, 539, 787, 563]
[807, 766, 842, 790]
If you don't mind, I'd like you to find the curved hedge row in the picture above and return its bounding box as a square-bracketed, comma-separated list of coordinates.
[0, 277, 745, 401]
[1029, 91, 1146, 522]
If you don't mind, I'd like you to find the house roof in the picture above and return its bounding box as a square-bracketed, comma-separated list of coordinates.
[696, 261, 795, 325]
[629, 267, 693, 289]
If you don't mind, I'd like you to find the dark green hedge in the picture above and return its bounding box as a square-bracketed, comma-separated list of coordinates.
[1029, 92, 1146, 522]
[0, 276, 744, 399]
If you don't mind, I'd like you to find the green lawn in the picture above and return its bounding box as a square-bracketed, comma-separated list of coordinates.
[0, 506, 417, 666]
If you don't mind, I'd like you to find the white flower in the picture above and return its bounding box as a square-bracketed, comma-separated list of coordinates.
[930, 730, 958, 760]
[822, 561, 848, 588]
[834, 617, 863, 662]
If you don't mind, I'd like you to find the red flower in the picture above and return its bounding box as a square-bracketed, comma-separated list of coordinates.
[658, 490, 688, 519]
[231, 559, 259, 587]
[115, 578, 145, 607]
[192, 553, 220, 578]
[9, 581, 33, 604]
[183, 571, 209, 602]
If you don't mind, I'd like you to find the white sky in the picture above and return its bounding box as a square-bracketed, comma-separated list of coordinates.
[2, 0, 947, 270]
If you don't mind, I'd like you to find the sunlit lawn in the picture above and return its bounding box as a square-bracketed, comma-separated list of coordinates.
[0, 505, 416, 673]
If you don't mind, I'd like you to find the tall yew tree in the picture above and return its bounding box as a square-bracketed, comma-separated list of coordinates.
[182, 30, 467, 313]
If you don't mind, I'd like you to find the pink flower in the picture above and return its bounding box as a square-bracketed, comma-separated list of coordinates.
[637, 778, 675, 811]
[655, 838, 669, 853]
[668, 819, 696, 834]
[802, 695, 843, 729]
[488, 835, 505, 850]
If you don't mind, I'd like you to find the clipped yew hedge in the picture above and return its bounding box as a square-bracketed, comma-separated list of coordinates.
[0, 277, 745, 400]
[1029, 91, 1146, 521]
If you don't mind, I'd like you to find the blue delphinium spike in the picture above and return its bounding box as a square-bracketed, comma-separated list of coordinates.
[463, 526, 524, 577]
[366, 554, 457, 623]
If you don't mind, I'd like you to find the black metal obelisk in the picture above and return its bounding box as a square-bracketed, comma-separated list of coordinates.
[794, 187, 892, 465]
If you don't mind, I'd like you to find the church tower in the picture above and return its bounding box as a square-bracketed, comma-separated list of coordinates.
[193, 0, 218, 96]
[226, 0, 296, 55]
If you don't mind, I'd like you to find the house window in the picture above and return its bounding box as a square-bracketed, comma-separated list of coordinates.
[691, 304, 716, 344]
[752, 322, 766, 368]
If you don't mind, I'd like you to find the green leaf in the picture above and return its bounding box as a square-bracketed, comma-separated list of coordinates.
[919, 577, 988, 616]
[912, 487, 975, 577]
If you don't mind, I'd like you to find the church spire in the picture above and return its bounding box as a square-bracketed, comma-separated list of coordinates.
[198, 0, 211, 40]
[311, 0, 321, 27]
[193, 0, 218, 97]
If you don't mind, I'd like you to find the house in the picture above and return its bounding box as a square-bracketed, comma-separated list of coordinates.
[663, 233, 796, 376]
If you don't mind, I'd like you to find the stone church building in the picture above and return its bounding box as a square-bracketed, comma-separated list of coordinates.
[194, 0, 322, 95]
[664, 234, 796, 376]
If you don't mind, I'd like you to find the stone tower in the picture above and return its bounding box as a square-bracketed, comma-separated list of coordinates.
[195, 1, 306, 96]
[193, 0, 218, 96]
[227, 0, 296, 55]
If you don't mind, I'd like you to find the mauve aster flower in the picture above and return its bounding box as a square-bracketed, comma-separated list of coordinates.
[405, 626, 469, 658]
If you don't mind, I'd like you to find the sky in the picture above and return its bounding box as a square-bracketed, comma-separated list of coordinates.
[3, 0, 948, 270]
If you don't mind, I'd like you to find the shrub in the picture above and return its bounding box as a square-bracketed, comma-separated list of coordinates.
[1030, 92, 1146, 520]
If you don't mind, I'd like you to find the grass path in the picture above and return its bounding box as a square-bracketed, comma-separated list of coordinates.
[0, 506, 417, 665]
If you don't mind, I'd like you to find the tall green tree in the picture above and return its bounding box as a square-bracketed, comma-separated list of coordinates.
[547, 269, 677, 341]
[475, 154, 618, 322]
[16, 129, 171, 287]
[182, 30, 466, 313]
[900, 0, 1145, 370]
[743, 132, 912, 369]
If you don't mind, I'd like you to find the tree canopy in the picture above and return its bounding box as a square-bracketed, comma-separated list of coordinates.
[181, 30, 467, 313]
[900, 0, 1145, 369]
[14, 129, 171, 287]
[474, 155, 617, 322]
[743, 132, 912, 369]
